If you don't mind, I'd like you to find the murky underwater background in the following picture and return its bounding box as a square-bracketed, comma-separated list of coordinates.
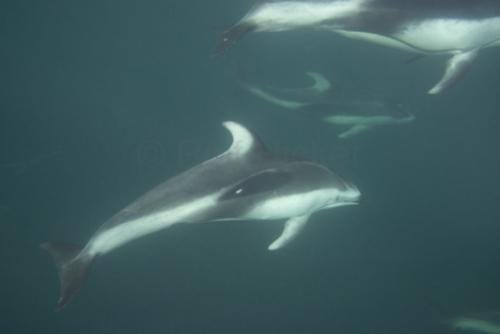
[1, 1, 500, 333]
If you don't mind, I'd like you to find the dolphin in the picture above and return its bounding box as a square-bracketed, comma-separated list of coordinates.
[240, 72, 415, 138]
[41, 121, 360, 311]
[216, 0, 500, 94]
[450, 312, 500, 334]
[254, 71, 334, 102]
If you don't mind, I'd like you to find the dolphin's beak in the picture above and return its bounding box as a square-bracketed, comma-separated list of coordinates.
[213, 23, 254, 56]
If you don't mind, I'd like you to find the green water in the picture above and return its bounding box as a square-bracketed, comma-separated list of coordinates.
[1, 1, 499, 333]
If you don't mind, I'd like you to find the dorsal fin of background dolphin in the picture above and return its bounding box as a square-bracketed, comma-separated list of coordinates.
[42, 121, 360, 311]
[239, 71, 332, 109]
[277, 72, 333, 97]
[216, 0, 500, 94]
[240, 72, 415, 138]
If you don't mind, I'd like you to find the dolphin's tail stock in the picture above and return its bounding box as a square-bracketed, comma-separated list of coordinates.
[213, 22, 254, 56]
[40, 242, 94, 311]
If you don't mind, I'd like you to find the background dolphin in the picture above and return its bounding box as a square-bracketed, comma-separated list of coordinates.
[42, 121, 360, 311]
[216, 0, 500, 94]
[450, 312, 500, 334]
[240, 72, 415, 138]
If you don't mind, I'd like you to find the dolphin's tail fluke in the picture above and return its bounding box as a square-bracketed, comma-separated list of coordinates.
[40, 242, 94, 311]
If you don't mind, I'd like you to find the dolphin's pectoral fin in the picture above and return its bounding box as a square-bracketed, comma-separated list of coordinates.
[338, 124, 372, 139]
[268, 215, 310, 251]
[428, 50, 479, 95]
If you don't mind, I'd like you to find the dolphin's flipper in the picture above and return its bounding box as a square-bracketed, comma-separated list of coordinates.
[268, 215, 310, 251]
[428, 49, 478, 94]
[41, 242, 94, 311]
[338, 124, 372, 139]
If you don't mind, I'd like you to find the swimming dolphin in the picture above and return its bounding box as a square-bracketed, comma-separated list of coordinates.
[216, 0, 500, 94]
[450, 312, 500, 334]
[240, 71, 333, 107]
[257, 71, 334, 101]
[240, 72, 415, 138]
[41, 121, 360, 311]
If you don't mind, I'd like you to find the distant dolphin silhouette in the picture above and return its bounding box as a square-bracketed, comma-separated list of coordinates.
[216, 0, 500, 94]
[42, 121, 360, 311]
[450, 312, 500, 334]
[240, 72, 415, 138]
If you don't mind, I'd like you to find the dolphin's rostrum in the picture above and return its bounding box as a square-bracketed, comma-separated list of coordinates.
[42, 121, 360, 311]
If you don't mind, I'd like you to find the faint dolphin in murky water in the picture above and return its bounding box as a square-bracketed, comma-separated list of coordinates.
[240, 71, 415, 139]
[450, 312, 500, 334]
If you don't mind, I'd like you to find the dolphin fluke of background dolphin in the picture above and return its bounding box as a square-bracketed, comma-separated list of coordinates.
[216, 0, 500, 94]
[41, 121, 360, 310]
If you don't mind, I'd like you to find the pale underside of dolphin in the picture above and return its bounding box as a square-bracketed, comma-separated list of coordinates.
[241, 72, 415, 138]
[451, 312, 500, 334]
[216, 0, 500, 94]
[41, 121, 360, 311]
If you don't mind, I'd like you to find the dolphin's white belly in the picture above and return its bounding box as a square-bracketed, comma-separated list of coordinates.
[85, 194, 219, 256]
[325, 115, 393, 126]
[394, 18, 500, 52]
[334, 29, 419, 52]
[243, 188, 340, 220]
[333, 18, 500, 54]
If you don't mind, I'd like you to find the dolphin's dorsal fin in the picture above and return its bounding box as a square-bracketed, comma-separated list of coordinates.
[268, 215, 310, 251]
[222, 121, 266, 156]
[305, 72, 331, 94]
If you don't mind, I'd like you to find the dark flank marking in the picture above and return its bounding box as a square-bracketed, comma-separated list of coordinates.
[220, 169, 293, 200]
